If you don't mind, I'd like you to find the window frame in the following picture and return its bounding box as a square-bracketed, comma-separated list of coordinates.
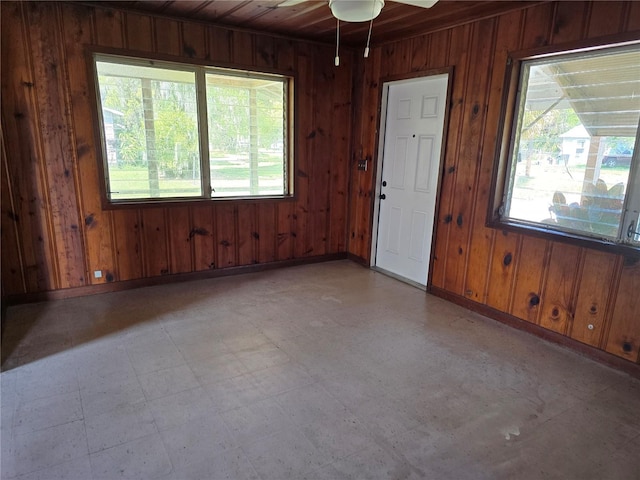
[488, 34, 640, 258]
[89, 48, 296, 208]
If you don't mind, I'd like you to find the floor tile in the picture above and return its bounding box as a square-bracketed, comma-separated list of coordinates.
[90, 433, 172, 480]
[13, 420, 88, 477]
[13, 391, 83, 435]
[242, 427, 330, 479]
[159, 414, 238, 471]
[16, 455, 93, 480]
[204, 374, 267, 413]
[219, 398, 294, 446]
[138, 364, 199, 400]
[85, 401, 157, 453]
[148, 387, 215, 431]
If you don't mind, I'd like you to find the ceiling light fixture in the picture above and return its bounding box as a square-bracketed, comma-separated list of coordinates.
[329, 0, 384, 22]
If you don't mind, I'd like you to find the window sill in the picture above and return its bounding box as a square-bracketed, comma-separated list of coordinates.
[487, 219, 640, 260]
[102, 194, 296, 210]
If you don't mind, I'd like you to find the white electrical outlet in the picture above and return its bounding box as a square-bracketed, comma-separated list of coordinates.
[94, 270, 103, 279]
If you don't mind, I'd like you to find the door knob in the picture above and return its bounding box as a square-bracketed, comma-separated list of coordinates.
[380, 193, 386, 200]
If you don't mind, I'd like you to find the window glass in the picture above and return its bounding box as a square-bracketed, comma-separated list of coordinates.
[206, 73, 286, 197]
[96, 61, 202, 199]
[94, 55, 292, 203]
[504, 45, 640, 242]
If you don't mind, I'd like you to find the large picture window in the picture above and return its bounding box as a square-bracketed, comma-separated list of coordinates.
[93, 54, 292, 203]
[491, 42, 640, 252]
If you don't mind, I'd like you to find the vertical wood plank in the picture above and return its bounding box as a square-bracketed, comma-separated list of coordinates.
[538, 243, 581, 335]
[570, 252, 618, 348]
[440, 22, 473, 293]
[550, 1, 589, 44]
[461, 18, 499, 302]
[276, 202, 294, 261]
[257, 204, 276, 263]
[605, 259, 640, 362]
[209, 26, 232, 63]
[62, 3, 116, 286]
[294, 45, 313, 258]
[168, 207, 192, 274]
[1, 137, 26, 295]
[191, 205, 216, 271]
[427, 30, 450, 69]
[520, 2, 555, 49]
[468, 11, 523, 305]
[509, 236, 548, 323]
[237, 204, 256, 266]
[125, 12, 153, 52]
[112, 210, 143, 281]
[1, 2, 57, 292]
[231, 31, 254, 66]
[94, 7, 124, 48]
[626, 0, 640, 31]
[586, 1, 625, 38]
[181, 21, 207, 60]
[154, 17, 181, 56]
[380, 40, 412, 78]
[308, 44, 333, 257]
[486, 231, 520, 312]
[410, 35, 430, 72]
[329, 50, 351, 253]
[141, 208, 169, 276]
[430, 25, 466, 288]
[27, 2, 87, 289]
[255, 34, 276, 68]
[216, 205, 237, 268]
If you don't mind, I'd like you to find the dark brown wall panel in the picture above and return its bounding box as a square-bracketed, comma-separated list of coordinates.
[347, 1, 640, 363]
[1, 1, 351, 298]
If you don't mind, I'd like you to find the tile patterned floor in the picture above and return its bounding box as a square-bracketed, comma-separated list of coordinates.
[1, 260, 639, 479]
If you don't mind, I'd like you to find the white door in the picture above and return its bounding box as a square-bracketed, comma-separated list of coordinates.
[374, 74, 448, 286]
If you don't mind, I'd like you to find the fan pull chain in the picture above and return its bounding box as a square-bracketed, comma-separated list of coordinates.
[334, 18, 340, 66]
[364, 17, 373, 58]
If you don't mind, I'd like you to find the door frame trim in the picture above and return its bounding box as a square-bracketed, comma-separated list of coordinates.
[370, 68, 454, 289]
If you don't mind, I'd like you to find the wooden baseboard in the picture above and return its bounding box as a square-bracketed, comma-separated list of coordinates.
[347, 252, 370, 266]
[2, 253, 348, 306]
[428, 285, 640, 379]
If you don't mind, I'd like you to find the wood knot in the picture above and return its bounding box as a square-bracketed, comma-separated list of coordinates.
[503, 252, 512, 266]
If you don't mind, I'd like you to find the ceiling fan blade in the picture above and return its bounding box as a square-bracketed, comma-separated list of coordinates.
[278, 0, 310, 7]
[391, 0, 439, 8]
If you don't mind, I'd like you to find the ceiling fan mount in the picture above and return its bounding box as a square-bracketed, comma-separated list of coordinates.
[279, 0, 439, 23]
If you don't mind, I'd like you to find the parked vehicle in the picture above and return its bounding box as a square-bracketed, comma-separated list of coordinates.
[602, 153, 633, 168]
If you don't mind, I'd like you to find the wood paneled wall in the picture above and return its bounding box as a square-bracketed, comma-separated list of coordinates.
[348, 1, 640, 363]
[1, 2, 352, 296]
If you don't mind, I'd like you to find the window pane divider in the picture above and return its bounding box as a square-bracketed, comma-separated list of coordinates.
[196, 67, 212, 199]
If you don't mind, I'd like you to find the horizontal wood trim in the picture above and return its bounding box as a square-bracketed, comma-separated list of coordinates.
[2, 252, 347, 306]
[429, 285, 640, 378]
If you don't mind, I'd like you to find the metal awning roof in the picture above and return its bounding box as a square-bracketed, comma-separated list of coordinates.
[524, 46, 640, 138]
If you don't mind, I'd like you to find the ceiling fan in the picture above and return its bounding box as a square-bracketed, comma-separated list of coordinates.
[278, 0, 439, 64]
[278, 0, 439, 23]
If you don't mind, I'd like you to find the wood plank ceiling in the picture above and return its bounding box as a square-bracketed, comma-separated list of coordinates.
[92, 0, 544, 46]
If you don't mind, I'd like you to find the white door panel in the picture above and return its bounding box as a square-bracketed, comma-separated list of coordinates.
[375, 74, 448, 286]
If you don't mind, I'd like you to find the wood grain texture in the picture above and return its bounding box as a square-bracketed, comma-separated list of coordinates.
[605, 259, 640, 363]
[570, 252, 619, 348]
[346, 1, 640, 364]
[1, 1, 350, 296]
